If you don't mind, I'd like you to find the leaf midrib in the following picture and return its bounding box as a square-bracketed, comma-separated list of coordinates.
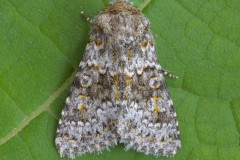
[0, 70, 76, 146]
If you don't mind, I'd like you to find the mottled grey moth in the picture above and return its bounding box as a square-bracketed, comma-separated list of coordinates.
[55, 0, 181, 158]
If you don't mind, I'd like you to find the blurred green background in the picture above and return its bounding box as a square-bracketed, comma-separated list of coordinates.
[0, 0, 240, 159]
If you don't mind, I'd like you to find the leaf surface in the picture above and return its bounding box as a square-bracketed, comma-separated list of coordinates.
[0, 0, 240, 159]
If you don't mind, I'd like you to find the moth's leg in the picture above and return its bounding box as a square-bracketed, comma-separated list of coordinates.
[160, 69, 178, 79]
[80, 11, 93, 24]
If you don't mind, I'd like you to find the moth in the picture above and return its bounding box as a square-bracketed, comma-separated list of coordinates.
[55, 0, 181, 158]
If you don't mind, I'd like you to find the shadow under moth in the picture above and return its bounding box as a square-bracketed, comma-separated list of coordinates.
[55, 0, 181, 158]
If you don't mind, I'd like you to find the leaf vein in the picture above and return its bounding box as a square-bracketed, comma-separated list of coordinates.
[138, 0, 152, 11]
[18, 135, 34, 160]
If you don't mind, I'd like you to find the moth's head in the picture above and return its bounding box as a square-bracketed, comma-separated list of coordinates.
[102, 0, 141, 15]
[92, 0, 147, 32]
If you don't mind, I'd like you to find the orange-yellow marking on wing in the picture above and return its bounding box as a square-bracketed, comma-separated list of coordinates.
[125, 74, 132, 86]
[124, 74, 132, 98]
[148, 38, 154, 47]
[96, 39, 103, 48]
[141, 41, 147, 48]
[78, 103, 86, 111]
[152, 86, 160, 90]
[154, 105, 161, 113]
[113, 75, 120, 101]
[127, 50, 133, 61]
[79, 94, 87, 99]
[151, 96, 161, 101]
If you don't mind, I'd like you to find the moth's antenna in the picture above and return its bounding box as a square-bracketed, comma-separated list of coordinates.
[111, 0, 132, 3]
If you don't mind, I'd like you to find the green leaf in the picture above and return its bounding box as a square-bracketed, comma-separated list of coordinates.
[0, 0, 240, 159]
